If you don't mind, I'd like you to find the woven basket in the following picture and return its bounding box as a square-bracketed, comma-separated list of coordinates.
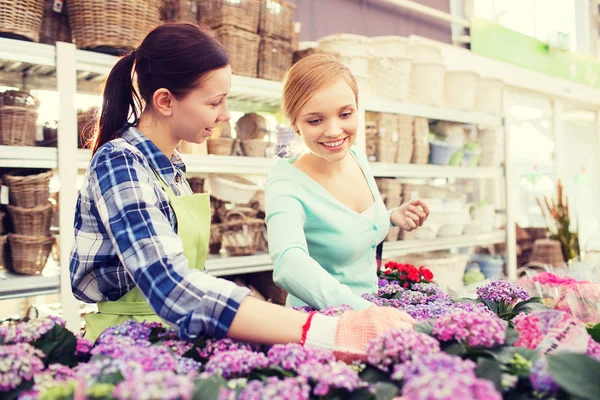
[215, 26, 260, 77]
[77, 107, 97, 148]
[209, 224, 222, 254]
[445, 71, 479, 111]
[187, 177, 205, 194]
[7, 203, 53, 236]
[241, 139, 267, 157]
[370, 56, 411, 101]
[409, 62, 445, 107]
[0, 234, 6, 270]
[370, 36, 408, 57]
[39, 0, 72, 45]
[7, 234, 54, 275]
[0, 0, 44, 42]
[258, 36, 293, 81]
[67, 0, 160, 53]
[258, 0, 296, 40]
[406, 41, 443, 63]
[0, 106, 38, 147]
[4, 170, 52, 208]
[220, 210, 264, 256]
[159, 0, 199, 23]
[207, 137, 238, 156]
[475, 77, 505, 116]
[318, 33, 369, 57]
[530, 239, 565, 268]
[246, 271, 287, 305]
[199, 0, 260, 32]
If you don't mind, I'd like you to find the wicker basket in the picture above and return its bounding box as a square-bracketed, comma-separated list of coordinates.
[215, 26, 260, 77]
[159, 0, 199, 23]
[475, 78, 505, 116]
[445, 71, 479, 111]
[77, 107, 97, 148]
[246, 271, 287, 305]
[258, 36, 293, 81]
[406, 41, 443, 63]
[370, 56, 411, 101]
[39, 0, 72, 45]
[370, 36, 408, 57]
[207, 137, 238, 156]
[258, 0, 296, 40]
[318, 33, 369, 57]
[220, 210, 264, 256]
[7, 234, 54, 275]
[409, 62, 445, 107]
[292, 47, 329, 65]
[199, 0, 260, 33]
[7, 203, 53, 236]
[0, 0, 44, 42]
[0, 106, 38, 146]
[187, 177, 205, 193]
[241, 139, 268, 157]
[67, 0, 160, 53]
[209, 224, 222, 254]
[0, 234, 6, 270]
[4, 171, 52, 208]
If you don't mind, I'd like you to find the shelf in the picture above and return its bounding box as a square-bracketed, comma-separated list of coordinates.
[382, 230, 505, 258]
[206, 253, 273, 276]
[0, 272, 60, 301]
[0, 146, 57, 169]
[363, 96, 502, 127]
[370, 163, 503, 179]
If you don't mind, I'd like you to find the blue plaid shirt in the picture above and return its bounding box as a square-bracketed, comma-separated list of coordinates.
[70, 127, 250, 340]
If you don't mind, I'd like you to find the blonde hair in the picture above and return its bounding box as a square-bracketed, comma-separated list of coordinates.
[282, 54, 358, 125]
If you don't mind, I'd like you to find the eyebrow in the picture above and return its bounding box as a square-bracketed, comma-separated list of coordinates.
[301, 104, 355, 118]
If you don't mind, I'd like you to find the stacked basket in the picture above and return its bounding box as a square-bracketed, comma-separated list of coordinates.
[257, 0, 296, 81]
[0, 91, 39, 147]
[39, 0, 72, 45]
[0, 0, 44, 42]
[4, 170, 55, 275]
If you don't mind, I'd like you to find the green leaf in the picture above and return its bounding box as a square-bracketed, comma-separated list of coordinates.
[512, 297, 548, 315]
[480, 299, 500, 315]
[414, 321, 434, 336]
[499, 312, 519, 321]
[442, 342, 468, 356]
[505, 327, 520, 346]
[475, 358, 503, 392]
[33, 323, 78, 367]
[488, 347, 516, 364]
[514, 347, 539, 362]
[359, 366, 394, 385]
[547, 353, 600, 400]
[192, 376, 229, 400]
[344, 387, 377, 400]
[249, 366, 296, 380]
[586, 324, 600, 344]
[3, 380, 34, 400]
[372, 382, 400, 400]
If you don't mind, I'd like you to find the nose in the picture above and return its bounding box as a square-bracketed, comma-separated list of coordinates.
[324, 120, 343, 137]
[218, 105, 231, 122]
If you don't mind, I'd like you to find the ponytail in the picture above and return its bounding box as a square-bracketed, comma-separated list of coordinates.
[92, 52, 141, 155]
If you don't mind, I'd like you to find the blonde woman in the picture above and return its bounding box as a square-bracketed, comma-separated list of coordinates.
[266, 54, 430, 310]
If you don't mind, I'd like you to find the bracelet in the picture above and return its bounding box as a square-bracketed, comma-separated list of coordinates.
[299, 311, 317, 346]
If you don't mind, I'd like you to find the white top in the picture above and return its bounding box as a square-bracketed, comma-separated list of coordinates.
[361, 202, 376, 222]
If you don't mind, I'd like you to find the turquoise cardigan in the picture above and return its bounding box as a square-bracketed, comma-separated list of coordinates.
[265, 147, 390, 310]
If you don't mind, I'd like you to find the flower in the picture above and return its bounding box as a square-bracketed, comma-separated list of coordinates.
[392, 353, 476, 382]
[476, 281, 529, 304]
[176, 357, 202, 375]
[267, 344, 335, 371]
[113, 371, 194, 400]
[75, 357, 143, 383]
[0, 343, 45, 391]
[197, 338, 258, 359]
[586, 338, 600, 362]
[91, 342, 176, 372]
[432, 311, 506, 348]
[378, 278, 390, 287]
[33, 363, 76, 392]
[318, 304, 353, 316]
[291, 306, 314, 313]
[0, 318, 56, 344]
[204, 350, 269, 379]
[401, 371, 502, 400]
[366, 328, 440, 372]
[513, 310, 585, 351]
[75, 336, 93, 358]
[530, 357, 559, 395]
[297, 360, 366, 396]
[96, 320, 152, 345]
[161, 340, 194, 357]
[238, 377, 311, 400]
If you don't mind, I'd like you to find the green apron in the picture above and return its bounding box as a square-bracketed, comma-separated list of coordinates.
[84, 170, 211, 341]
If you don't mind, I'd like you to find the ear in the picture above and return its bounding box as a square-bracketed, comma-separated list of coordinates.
[152, 88, 174, 117]
[291, 122, 300, 136]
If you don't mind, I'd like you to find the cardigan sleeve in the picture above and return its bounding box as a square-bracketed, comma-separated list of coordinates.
[265, 175, 374, 311]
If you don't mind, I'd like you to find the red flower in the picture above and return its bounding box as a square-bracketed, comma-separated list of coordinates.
[421, 269, 434, 281]
[403, 283, 409, 288]
[384, 270, 392, 275]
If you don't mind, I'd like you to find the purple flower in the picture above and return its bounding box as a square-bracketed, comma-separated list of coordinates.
[392, 353, 477, 382]
[75, 358, 143, 382]
[378, 278, 390, 287]
[477, 281, 529, 304]
[198, 338, 258, 359]
[113, 370, 194, 400]
[0, 318, 56, 344]
[91, 343, 176, 372]
[30, 364, 76, 395]
[267, 344, 335, 371]
[238, 377, 311, 400]
[96, 320, 152, 345]
[432, 311, 506, 348]
[366, 328, 441, 372]
[204, 350, 269, 378]
[162, 340, 194, 357]
[297, 360, 366, 396]
[176, 357, 202, 375]
[587, 338, 600, 362]
[75, 336, 93, 358]
[318, 304, 353, 316]
[0, 343, 45, 391]
[530, 357, 559, 395]
[411, 282, 446, 298]
[402, 371, 502, 400]
[291, 306, 313, 313]
[378, 283, 405, 297]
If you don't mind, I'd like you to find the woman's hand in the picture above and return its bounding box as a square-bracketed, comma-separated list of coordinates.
[391, 199, 430, 231]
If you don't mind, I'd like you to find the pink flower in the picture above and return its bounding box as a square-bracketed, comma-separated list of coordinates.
[432, 311, 506, 348]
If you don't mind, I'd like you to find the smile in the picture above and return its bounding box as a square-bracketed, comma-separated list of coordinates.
[320, 137, 346, 147]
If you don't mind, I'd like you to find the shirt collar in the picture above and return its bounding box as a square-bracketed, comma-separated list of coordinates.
[121, 126, 187, 185]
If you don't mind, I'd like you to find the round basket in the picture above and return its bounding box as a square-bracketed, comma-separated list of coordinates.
[220, 210, 264, 256]
[0, 234, 6, 270]
[199, 0, 260, 33]
[207, 175, 259, 204]
[475, 78, 504, 116]
[39, 0, 72, 45]
[77, 107, 97, 148]
[338, 54, 369, 77]
[0, 106, 38, 146]
[8, 234, 55, 275]
[406, 42, 443, 63]
[370, 36, 408, 57]
[409, 62, 446, 107]
[7, 203, 53, 236]
[67, 0, 160, 53]
[187, 177, 205, 194]
[241, 139, 267, 157]
[207, 138, 238, 156]
[530, 239, 565, 268]
[370, 56, 411, 101]
[236, 113, 268, 140]
[0, 0, 44, 42]
[445, 71, 479, 111]
[318, 33, 369, 57]
[209, 224, 222, 255]
[4, 170, 52, 208]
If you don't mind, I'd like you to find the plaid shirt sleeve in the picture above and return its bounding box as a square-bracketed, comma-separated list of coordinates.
[88, 147, 250, 340]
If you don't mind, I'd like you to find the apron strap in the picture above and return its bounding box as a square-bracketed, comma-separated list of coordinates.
[97, 299, 156, 316]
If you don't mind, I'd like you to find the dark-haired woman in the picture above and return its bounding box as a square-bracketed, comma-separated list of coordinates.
[70, 23, 415, 360]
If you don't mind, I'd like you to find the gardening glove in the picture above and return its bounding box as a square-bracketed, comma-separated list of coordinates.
[304, 307, 416, 363]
